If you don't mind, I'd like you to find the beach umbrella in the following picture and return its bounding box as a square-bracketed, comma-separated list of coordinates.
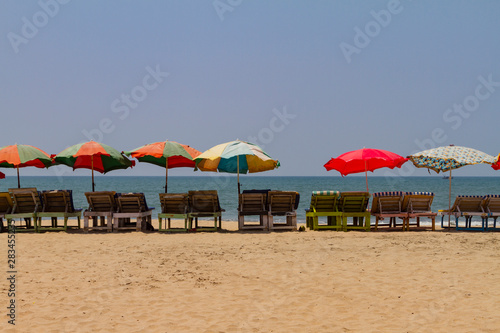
[324, 148, 408, 191]
[53, 141, 134, 191]
[124, 140, 201, 193]
[194, 140, 280, 194]
[407, 145, 496, 227]
[0, 144, 53, 188]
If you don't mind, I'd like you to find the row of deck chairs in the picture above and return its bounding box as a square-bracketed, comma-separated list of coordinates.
[439, 195, 500, 231]
[305, 191, 437, 231]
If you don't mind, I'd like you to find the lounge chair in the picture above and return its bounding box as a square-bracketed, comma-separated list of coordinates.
[267, 191, 298, 231]
[483, 195, 500, 230]
[83, 191, 117, 233]
[305, 191, 342, 231]
[5, 188, 42, 232]
[439, 195, 487, 231]
[37, 190, 82, 232]
[158, 193, 190, 232]
[370, 191, 406, 230]
[113, 193, 154, 232]
[338, 191, 371, 231]
[188, 190, 224, 232]
[238, 189, 270, 231]
[0, 192, 14, 233]
[401, 192, 437, 231]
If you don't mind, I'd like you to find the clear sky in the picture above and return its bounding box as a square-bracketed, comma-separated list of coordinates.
[1, 0, 499, 178]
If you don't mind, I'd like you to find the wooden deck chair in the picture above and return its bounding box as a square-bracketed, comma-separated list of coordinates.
[0, 192, 14, 233]
[158, 193, 190, 232]
[37, 190, 82, 232]
[188, 190, 224, 232]
[113, 193, 154, 232]
[83, 191, 117, 233]
[370, 191, 406, 231]
[305, 191, 342, 231]
[483, 195, 500, 230]
[238, 189, 270, 231]
[338, 191, 371, 231]
[439, 195, 487, 231]
[401, 192, 437, 231]
[267, 191, 298, 231]
[5, 188, 42, 232]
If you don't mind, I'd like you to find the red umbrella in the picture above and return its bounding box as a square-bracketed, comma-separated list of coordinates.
[492, 154, 500, 170]
[324, 148, 408, 191]
[0, 171, 5, 179]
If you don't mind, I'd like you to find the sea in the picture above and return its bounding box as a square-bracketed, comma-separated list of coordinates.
[1, 176, 499, 224]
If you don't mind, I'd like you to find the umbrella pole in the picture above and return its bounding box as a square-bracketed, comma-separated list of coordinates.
[17, 166, 20, 188]
[448, 169, 452, 228]
[237, 155, 240, 195]
[365, 160, 369, 192]
[91, 155, 95, 192]
[165, 158, 168, 193]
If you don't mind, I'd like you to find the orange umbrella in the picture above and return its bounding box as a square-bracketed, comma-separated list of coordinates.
[0, 144, 53, 188]
[124, 140, 201, 192]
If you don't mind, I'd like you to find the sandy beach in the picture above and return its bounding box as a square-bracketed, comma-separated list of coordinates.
[2, 221, 500, 333]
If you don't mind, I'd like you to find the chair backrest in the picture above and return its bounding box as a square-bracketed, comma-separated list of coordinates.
[308, 191, 340, 213]
[42, 190, 77, 213]
[159, 193, 189, 214]
[454, 195, 485, 214]
[338, 191, 370, 213]
[85, 191, 117, 212]
[239, 192, 267, 213]
[9, 188, 42, 213]
[483, 195, 500, 214]
[402, 192, 434, 213]
[188, 190, 222, 213]
[268, 191, 297, 214]
[116, 193, 149, 213]
[371, 191, 404, 214]
[0, 192, 13, 214]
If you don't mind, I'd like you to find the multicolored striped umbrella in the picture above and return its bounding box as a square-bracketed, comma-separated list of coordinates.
[0, 144, 53, 188]
[408, 145, 495, 227]
[195, 140, 280, 193]
[124, 140, 201, 193]
[54, 141, 134, 191]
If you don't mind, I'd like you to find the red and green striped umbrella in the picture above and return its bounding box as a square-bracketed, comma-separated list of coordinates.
[0, 144, 53, 188]
[54, 141, 133, 191]
[124, 140, 201, 193]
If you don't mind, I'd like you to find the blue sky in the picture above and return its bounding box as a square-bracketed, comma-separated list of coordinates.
[1, 0, 499, 177]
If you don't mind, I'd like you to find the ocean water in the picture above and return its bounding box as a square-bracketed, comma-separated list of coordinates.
[1, 176, 499, 223]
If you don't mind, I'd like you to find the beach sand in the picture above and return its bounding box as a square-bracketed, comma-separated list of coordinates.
[1, 220, 500, 332]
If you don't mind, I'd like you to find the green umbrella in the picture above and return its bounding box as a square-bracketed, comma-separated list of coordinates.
[0, 144, 52, 188]
[54, 141, 133, 191]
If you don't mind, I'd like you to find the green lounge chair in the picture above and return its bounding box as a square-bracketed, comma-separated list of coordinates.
[338, 191, 371, 232]
[6, 188, 41, 232]
[188, 190, 224, 232]
[238, 190, 269, 231]
[305, 191, 342, 231]
[439, 195, 487, 231]
[401, 192, 437, 231]
[0, 192, 14, 233]
[113, 193, 154, 232]
[83, 191, 117, 233]
[267, 191, 298, 231]
[37, 190, 82, 232]
[482, 195, 500, 230]
[370, 191, 406, 231]
[158, 193, 190, 232]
